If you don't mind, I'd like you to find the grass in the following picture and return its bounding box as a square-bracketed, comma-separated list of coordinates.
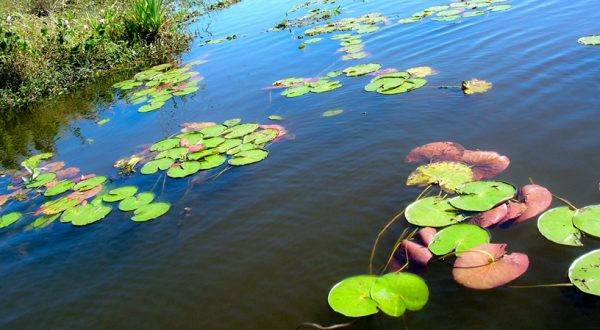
[0, 0, 238, 111]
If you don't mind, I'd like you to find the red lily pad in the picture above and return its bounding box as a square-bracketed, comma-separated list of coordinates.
[396, 240, 433, 266]
[0, 194, 9, 206]
[369, 68, 399, 76]
[72, 174, 96, 183]
[498, 201, 528, 224]
[67, 185, 103, 202]
[405, 142, 465, 163]
[514, 185, 552, 223]
[461, 150, 510, 180]
[259, 124, 288, 139]
[41, 161, 65, 173]
[418, 227, 437, 247]
[180, 122, 218, 133]
[188, 144, 205, 153]
[56, 167, 80, 179]
[471, 204, 508, 228]
[453, 243, 530, 289]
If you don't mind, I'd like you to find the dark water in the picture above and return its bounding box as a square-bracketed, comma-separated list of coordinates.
[1, 0, 600, 328]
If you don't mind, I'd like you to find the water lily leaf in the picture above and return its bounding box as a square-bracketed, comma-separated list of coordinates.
[68, 184, 103, 202]
[343, 63, 382, 77]
[202, 137, 225, 148]
[437, 9, 461, 16]
[463, 10, 486, 17]
[178, 133, 203, 145]
[21, 152, 53, 169]
[304, 37, 323, 44]
[200, 125, 227, 138]
[332, 34, 353, 40]
[119, 192, 155, 211]
[282, 85, 311, 97]
[44, 180, 75, 197]
[151, 138, 181, 152]
[461, 150, 510, 180]
[431, 15, 460, 22]
[198, 155, 227, 170]
[418, 227, 437, 247]
[399, 17, 421, 24]
[407, 162, 474, 192]
[156, 147, 188, 160]
[406, 66, 436, 78]
[569, 249, 600, 296]
[342, 52, 369, 61]
[29, 214, 60, 229]
[0, 212, 24, 229]
[488, 4, 512, 11]
[173, 86, 199, 96]
[573, 205, 600, 237]
[223, 118, 242, 127]
[429, 224, 490, 255]
[514, 184, 552, 222]
[167, 161, 202, 178]
[141, 158, 175, 174]
[63, 203, 112, 226]
[326, 70, 343, 78]
[327, 276, 379, 317]
[268, 115, 284, 121]
[131, 202, 171, 222]
[229, 149, 269, 166]
[43, 197, 80, 216]
[462, 79, 493, 94]
[73, 176, 107, 191]
[216, 139, 242, 153]
[377, 79, 427, 94]
[370, 272, 429, 317]
[396, 240, 433, 266]
[323, 109, 344, 117]
[103, 186, 139, 203]
[578, 36, 600, 46]
[188, 149, 217, 160]
[247, 129, 279, 145]
[138, 102, 165, 113]
[471, 203, 508, 228]
[538, 207, 582, 246]
[405, 197, 467, 227]
[227, 143, 258, 155]
[26, 172, 57, 188]
[97, 118, 110, 126]
[499, 201, 528, 223]
[405, 142, 465, 163]
[310, 80, 343, 93]
[450, 181, 516, 212]
[453, 243, 530, 289]
[425, 5, 450, 12]
[224, 123, 260, 139]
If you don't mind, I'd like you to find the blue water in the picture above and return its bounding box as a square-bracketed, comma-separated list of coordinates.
[1, 0, 600, 328]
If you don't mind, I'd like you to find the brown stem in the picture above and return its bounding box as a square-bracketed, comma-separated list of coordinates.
[297, 319, 357, 330]
[553, 194, 578, 210]
[369, 209, 405, 274]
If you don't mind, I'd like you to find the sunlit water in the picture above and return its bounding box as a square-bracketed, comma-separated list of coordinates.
[1, 0, 600, 328]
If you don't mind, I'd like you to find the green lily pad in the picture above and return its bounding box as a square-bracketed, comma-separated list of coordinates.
[245, 129, 279, 145]
[431, 15, 460, 21]
[282, 85, 311, 98]
[224, 123, 260, 139]
[304, 37, 323, 44]
[463, 10, 486, 17]
[102, 186, 139, 203]
[0, 212, 24, 229]
[227, 143, 258, 155]
[342, 52, 369, 61]
[405, 197, 467, 227]
[173, 86, 199, 96]
[326, 70, 343, 78]
[399, 17, 422, 24]
[370, 272, 429, 317]
[488, 4, 512, 12]
[150, 138, 181, 152]
[407, 162, 474, 192]
[268, 115, 284, 121]
[537, 207, 582, 246]
[449, 181, 516, 212]
[73, 176, 107, 192]
[138, 102, 165, 113]
[224, 118, 242, 127]
[429, 224, 491, 255]
[119, 192, 155, 211]
[198, 155, 227, 170]
[228, 149, 269, 166]
[167, 161, 202, 178]
[97, 118, 110, 126]
[156, 147, 188, 160]
[569, 249, 600, 296]
[131, 202, 171, 222]
[323, 109, 344, 117]
[342, 63, 382, 77]
[141, 158, 175, 175]
[178, 132, 203, 145]
[45, 197, 81, 216]
[437, 9, 461, 16]
[578, 36, 600, 46]
[200, 125, 227, 138]
[188, 149, 217, 160]
[21, 152, 53, 169]
[310, 80, 343, 93]
[28, 214, 60, 229]
[203, 137, 225, 148]
[26, 172, 57, 188]
[63, 203, 112, 226]
[327, 275, 379, 317]
[216, 139, 242, 153]
[44, 180, 74, 197]
[425, 5, 450, 11]
[573, 205, 600, 237]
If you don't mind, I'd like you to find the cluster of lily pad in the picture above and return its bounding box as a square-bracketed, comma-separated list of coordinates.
[364, 66, 436, 95]
[112, 62, 202, 113]
[273, 0, 341, 31]
[201, 35, 237, 46]
[304, 13, 387, 36]
[270, 77, 343, 98]
[331, 33, 369, 60]
[399, 0, 513, 24]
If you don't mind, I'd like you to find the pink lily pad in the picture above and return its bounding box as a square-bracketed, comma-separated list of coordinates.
[396, 240, 433, 266]
[498, 201, 528, 224]
[0, 194, 9, 206]
[405, 142, 465, 163]
[180, 122, 218, 133]
[261, 85, 288, 91]
[453, 243, 530, 289]
[56, 167, 81, 179]
[369, 68, 399, 76]
[418, 227, 437, 247]
[41, 161, 65, 173]
[461, 150, 510, 180]
[514, 185, 552, 223]
[67, 184, 103, 202]
[471, 204, 508, 228]
[72, 174, 96, 183]
[180, 138, 190, 147]
[188, 144, 205, 153]
[259, 124, 288, 139]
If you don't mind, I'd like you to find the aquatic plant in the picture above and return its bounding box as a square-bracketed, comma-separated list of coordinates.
[399, 0, 514, 24]
[578, 35, 600, 46]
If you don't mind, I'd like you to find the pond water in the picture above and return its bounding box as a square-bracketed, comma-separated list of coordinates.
[1, 0, 600, 328]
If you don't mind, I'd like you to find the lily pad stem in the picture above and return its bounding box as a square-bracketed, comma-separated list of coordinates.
[369, 209, 405, 274]
[296, 319, 357, 330]
[553, 194, 578, 210]
[509, 283, 573, 289]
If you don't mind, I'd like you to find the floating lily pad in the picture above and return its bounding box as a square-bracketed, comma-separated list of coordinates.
[488, 4, 512, 12]
[405, 141, 465, 163]
[370, 272, 429, 317]
[538, 207, 582, 246]
[131, 202, 171, 222]
[407, 162, 474, 192]
[229, 149, 269, 166]
[323, 109, 344, 117]
[342, 52, 369, 61]
[103, 186, 139, 203]
[141, 158, 175, 174]
[202, 137, 225, 148]
[29, 214, 60, 229]
[405, 197, 467, 227]
[248, 129, 279, 145]
[578, 36, 600, 46]
[304, 37, 323, 44]
[437, 9, 461, 16]
[406, 66, 436, 78]
[310, 80, 343, 93]
[471, 204, 508, 228]
[343, 63, 382, 77]
[43, 197, 80, 215]
[62, 203, 112, 226]
[569, 249, 600, 296]
[119, 192, 155, 211]
[21, 152, 53, 169]
[200, 125, 227, 138]
[44, 180, 74, 196]
[429, 224, 491, 255]
[450, 181, 516, 212]
[198, 155, 227, 170]
[514, 184, 552, 222]
[224, 118, 242, 127]
[268, 115, 284, 121]
[224, 123, 260, 139]
[573, 205, 600, 237]
[431, 15, 460, 22]
[138, 102, 165, 113]
[26, 172, 57, 188]
[151, 138, 181, 152]
[463, 10, 486, 17]
[167, 162, 202, 178]
[282, 85, 311, 97]
[327, 276, 379, 317]
[73, 176, 107, 191]
[0, 212, 24, 229]
[397, 240, 433, 266]
[462, 150, 510, 180]
[462, 79, 493, 94]
[399, 17, 422, 24]
[156, 147, 188, 160]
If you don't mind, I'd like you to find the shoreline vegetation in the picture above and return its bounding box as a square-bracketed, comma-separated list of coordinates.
[0, 0, 241, 111]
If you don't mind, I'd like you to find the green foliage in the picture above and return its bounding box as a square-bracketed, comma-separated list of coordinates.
[125, 0, 168, 43]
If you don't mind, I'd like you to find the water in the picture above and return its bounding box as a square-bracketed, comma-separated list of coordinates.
[1, 0, 600, 328]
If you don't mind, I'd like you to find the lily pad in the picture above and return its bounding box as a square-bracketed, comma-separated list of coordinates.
[449, 181, 516, 212]
[405, 142, 465, 163]
[224, 123, 260, 139]
[327, 275, 379, 317]
[407, 162, 474, 192]
[471, 204, 508, 228]
[141, 158, 175, 174]
[268, 115, 284, 121]
[397, 240, 433, 266]
[406, 66, 436, 78]
[342, 63, 382, 77]
[167, 162, 202, 178]
[62, 203, 112, 226]
[103, 186, 139, 203]
[131, 202, 171, 222]
[156, 147, 188, 160]
[488, 4, 512, 12]
[282, 85, 311, 97]
[21, 152, 53, 169]
[573, 205, 600, 237]
[43, 197, 80, 215]
[538, 207, 582, 246]
[198, 155, 227, 170]
[138, 102, 165, 113]
[228, 149, 269, 166]
[578, 36, 600, 46]
[26, 173, 57, 188]
[0, 212, 24, 229]
[462, 79, 493, 94]
[202, 137, 225, 148]
[514, 184, 552, 222]
[73, 176, 107, 191]
[429, 224, 490, 255]
[461, 150, 510, 180]
[370, 272, 429, 317]
[431, 15, 460, 22]
[569, 249, 600, 296]
[437, 9, 461, 16]
[44, 180, 75, 197]
[200, 125, 227, 138]
[323, 109, 344, 117]
[119, 192, 155, 211]
[150, 138, 181, 152]
[463, 10, 486, 17]
[405, 197, 467, 227]
[29, 214, 60, 229]
[224, 118, 242, 127]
